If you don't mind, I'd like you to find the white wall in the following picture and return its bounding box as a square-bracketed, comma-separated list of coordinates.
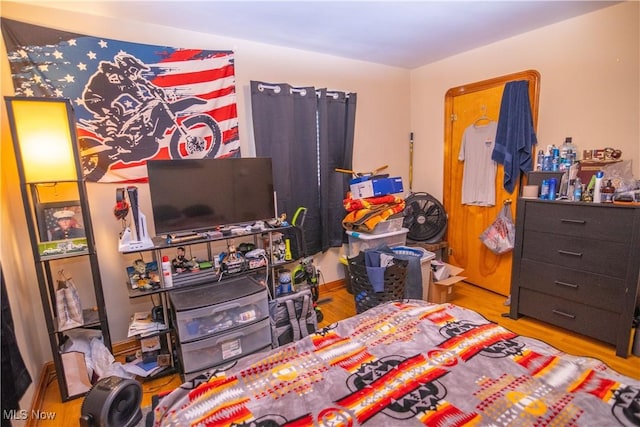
[409, 1, 639, 201]
[0, 0, 411, 406]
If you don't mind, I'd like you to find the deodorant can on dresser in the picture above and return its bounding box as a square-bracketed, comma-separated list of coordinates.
[551, 147, 560, 171]
[548, 178, 557, 200]
[540, 179, 550, 199]
[536, 150, 544, 171]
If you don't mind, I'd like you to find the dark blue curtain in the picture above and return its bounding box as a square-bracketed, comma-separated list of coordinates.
[250, 82, 356, 254]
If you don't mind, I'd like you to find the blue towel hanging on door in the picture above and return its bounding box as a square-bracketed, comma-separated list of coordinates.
[491, 80, 538, 193]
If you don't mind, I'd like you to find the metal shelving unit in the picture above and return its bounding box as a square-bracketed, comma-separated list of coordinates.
[6, 97, 111, 401]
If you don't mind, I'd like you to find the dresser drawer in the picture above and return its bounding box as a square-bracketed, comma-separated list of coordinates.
[518, 288, 618, 345]
[173, 290, 268, 342]
[518, 259, 625, 313]
[180, 318, 272, 374]
[523, 202, 633, 243]
[522, 230, 629, 278]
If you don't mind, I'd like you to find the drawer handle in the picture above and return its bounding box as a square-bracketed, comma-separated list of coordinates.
[213, 302, 241, 312]
[557, 249, 583, 257]
[552, 309, 576, 319]
[554, 280, 578, 289]
[560, 218, 586, 225]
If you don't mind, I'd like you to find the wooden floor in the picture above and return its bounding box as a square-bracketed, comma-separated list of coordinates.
[33, 281, 639, 425]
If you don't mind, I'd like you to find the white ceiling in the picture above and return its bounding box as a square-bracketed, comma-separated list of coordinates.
[28, 1, 620, 69]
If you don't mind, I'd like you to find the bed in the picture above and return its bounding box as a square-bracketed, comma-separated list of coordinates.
[152, 300, 640, 426]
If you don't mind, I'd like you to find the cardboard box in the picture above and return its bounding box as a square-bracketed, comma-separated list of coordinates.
[427, 261, 466, 304]
[350, 176, 404, 199]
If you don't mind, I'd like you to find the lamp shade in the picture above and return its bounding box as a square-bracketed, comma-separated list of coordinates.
[5, 97, 79, 183]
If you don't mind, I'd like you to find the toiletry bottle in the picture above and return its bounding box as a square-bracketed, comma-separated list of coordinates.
[161, 255, 173, 288]
[593, 171, 604, 203]
[536, 149, 544, 171]
[540, 179, 550, 199]
[601, 179, 615, 203]
[548, 178, 557, 200]
[543, 153, 552, 171]
[560, 137, 576, 163]
[551, 146, 560, 171]
[573, 177, 582, 201]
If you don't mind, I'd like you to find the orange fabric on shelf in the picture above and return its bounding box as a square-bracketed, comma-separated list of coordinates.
[343, 193, 403, 212]
[342, 192, 405, 232]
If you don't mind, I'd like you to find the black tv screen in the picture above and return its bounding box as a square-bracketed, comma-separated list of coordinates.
[147, 158, 275, 236]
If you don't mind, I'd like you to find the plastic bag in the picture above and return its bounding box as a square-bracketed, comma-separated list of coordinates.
[56, 271, 84, 331]
[603, 159, 635, 192]
[479, 204, 515, 255]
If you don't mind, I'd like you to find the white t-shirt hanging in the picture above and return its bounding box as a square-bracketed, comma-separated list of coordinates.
[458, 121, 498, 206]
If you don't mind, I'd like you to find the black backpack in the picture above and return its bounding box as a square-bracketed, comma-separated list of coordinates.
[268, 289, 317, 347]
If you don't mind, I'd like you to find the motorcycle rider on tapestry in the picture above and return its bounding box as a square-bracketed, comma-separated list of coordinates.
[81, 53, 206, 161]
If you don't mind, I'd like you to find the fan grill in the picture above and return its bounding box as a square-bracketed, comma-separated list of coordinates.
[80, 376, 142, 427]
[403, 192, 447, 243]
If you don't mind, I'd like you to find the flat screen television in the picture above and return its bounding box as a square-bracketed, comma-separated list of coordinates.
[147, 158, 275, 236]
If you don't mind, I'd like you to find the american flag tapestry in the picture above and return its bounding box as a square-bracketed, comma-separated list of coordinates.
[1, 18, 240, 183]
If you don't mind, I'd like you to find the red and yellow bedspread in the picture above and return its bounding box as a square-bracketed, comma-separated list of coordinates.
[154, 300, 640, 426]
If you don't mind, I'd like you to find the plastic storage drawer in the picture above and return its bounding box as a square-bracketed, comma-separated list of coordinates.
[346, 228, 408, 256]
[170, 276, 268, 342]
[173, 290, 268, 342]
[180, 318, 271, 374]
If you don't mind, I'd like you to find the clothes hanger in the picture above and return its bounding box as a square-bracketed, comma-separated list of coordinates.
[473, 105, 494, 127]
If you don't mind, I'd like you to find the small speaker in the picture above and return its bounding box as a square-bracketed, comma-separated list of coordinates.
[151, 306, 164, 323]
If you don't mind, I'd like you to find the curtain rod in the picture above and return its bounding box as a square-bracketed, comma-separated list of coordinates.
[257, 83, 348, 99]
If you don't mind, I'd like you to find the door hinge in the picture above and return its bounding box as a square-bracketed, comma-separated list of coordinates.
[450, 114, 457, 122]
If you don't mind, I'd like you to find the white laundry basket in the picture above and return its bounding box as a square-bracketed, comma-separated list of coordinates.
[391, 246, 435, 301]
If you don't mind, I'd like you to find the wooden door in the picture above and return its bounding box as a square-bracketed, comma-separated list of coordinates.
[443, 70, 540, 296]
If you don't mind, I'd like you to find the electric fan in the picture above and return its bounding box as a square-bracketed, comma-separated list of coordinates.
[402, 192, 448, 243]
[80, 376, 143, 427]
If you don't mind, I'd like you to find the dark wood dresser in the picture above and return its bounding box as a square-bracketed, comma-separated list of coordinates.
[509, 198, 640, 357]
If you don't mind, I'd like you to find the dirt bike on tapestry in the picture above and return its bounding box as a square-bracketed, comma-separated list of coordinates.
[78, 94, 222, 182]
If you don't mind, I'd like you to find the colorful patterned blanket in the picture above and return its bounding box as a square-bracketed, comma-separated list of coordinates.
[342, 193, 405, 232]
[153, 300, 640, 426]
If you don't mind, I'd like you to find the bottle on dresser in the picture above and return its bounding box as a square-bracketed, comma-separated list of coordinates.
[593, 171, 604, 203]
[536, 149, 544, 171]
[601, 179, 615, 203]
[573, 177, 582, 201]
[560, 137, 577, 170]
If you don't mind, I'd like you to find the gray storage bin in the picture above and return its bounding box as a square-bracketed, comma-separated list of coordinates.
[180, 318, 271, 374]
